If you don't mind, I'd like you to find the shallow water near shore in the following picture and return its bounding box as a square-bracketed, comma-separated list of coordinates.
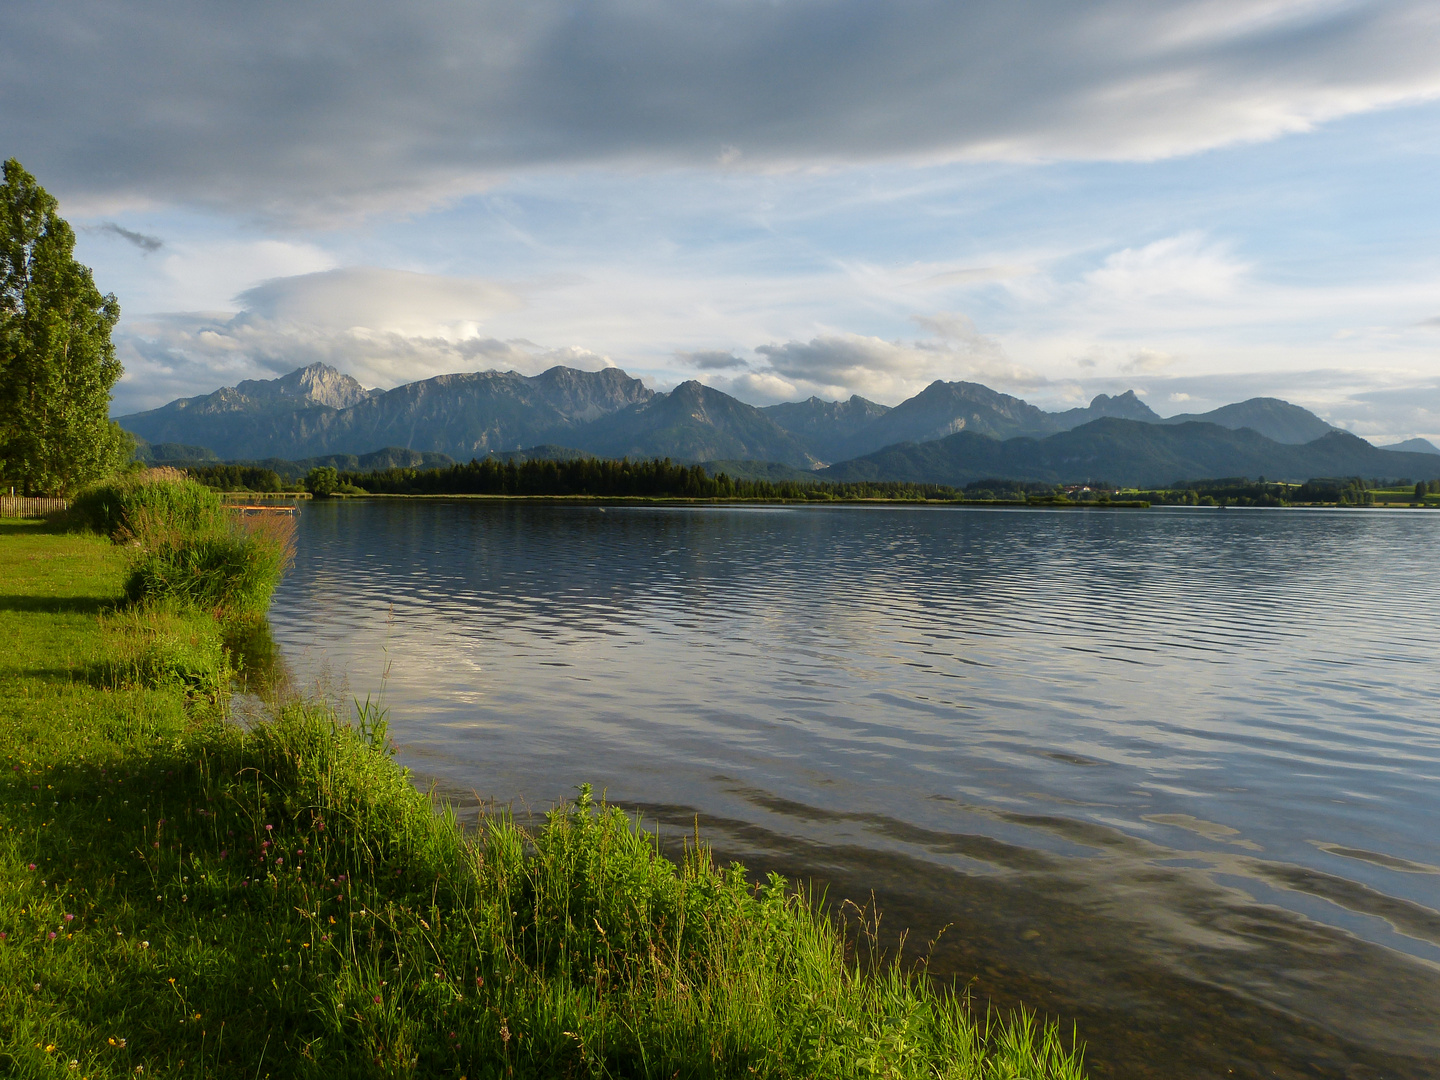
[266, 500, 1440, 1079]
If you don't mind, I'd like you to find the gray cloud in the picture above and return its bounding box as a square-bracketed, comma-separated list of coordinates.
[678, 350, 749, 370]
[754, 319, 1042, 403]
[7, 1, 1440, 219]
[89, 221, 163, 252]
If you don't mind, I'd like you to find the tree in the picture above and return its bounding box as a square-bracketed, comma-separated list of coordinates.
[1418, 481, 1429, 501]
[305, 466, 340, 497]
[0, 159, 131, 495]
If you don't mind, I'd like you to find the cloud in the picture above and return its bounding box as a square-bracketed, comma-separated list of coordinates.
[237, 268, 522, 338]
[110, 267, 583, 413]
[906, 264, 1038, 290]
[1084, 233, 1246, 302]
[678, 349, 749, 371]
[89, 222, 162, 252]
[7, 0, 1440, 218]
[1121, 348, 1177, 373]
[703, 371, 802, 407]
[752, 317, 1041, 403]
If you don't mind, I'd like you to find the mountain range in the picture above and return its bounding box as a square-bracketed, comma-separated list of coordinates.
[117, 363, 1440, 487]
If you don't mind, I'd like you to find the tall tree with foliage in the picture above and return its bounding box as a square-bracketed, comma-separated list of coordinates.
[0, 158, 131, 495]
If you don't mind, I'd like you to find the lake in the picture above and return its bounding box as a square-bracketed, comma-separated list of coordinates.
[264, 500, 1440, 1079]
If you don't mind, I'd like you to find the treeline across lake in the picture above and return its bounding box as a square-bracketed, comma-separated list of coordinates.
[338, 456, 967, 501]
[1132, 476, 1440, 507]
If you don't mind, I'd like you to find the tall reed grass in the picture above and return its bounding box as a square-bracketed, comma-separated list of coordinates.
[178, 700, 1088, 1077]
[69, 469, 295, 619]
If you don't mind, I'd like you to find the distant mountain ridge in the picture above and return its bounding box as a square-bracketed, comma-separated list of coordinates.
[120, 364, 656, 461]
[820, 419, 1440, 488]
[118, 362, 1392, 485]
[1381, 437, 1440, 456]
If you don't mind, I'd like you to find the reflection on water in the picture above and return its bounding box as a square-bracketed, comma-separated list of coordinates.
[268, 501, 1440, 1079]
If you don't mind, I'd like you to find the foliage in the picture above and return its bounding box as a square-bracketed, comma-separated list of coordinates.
[343, 456, 970, 502]
[69, 468, 229, 539]
[70, 468, 295, 618]
[185, 464, 288, 493]
[121, 510, 296, 618]
[0, 159, 130, 495]
[305, 465, 340, 497]
[0, 520, 1088, 1079]
[101, 606, 233, 701]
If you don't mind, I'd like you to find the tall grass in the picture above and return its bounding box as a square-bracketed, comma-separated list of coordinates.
[69, 467, 229, 539]
[69, 469, 295, 619]
[108, 699, 1086, 1077]
[1, 513, 1088, 1078]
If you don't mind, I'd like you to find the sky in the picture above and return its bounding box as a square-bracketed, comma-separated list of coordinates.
[4, 0, 1440, 441]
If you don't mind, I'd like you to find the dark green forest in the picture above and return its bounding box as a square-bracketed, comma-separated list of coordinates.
[337, 455, 968, 501]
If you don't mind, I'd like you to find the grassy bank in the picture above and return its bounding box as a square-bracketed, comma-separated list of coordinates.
[0, 505, 1086, 1078]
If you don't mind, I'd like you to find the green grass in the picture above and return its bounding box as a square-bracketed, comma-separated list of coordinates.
[0, 518, 1086, 1079]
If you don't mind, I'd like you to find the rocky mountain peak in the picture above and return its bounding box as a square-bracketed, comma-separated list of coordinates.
[234, 363, 377, 410]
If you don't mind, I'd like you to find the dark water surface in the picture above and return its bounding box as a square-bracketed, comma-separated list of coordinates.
[267, 500, 1440, 1079]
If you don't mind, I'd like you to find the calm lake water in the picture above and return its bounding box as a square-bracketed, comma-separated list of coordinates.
[265, 500, 1440, 1079]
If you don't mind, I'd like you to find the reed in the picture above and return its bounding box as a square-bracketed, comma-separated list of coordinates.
[68, 470, 295, 619]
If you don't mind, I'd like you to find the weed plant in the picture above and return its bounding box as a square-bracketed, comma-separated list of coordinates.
[0, 519, 1086, 1079]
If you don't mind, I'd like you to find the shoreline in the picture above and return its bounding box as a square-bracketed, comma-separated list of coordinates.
[0, 513, 1087, 1078]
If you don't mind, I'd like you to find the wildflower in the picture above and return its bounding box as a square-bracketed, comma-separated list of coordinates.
[141, 941, 149, 949]
[63, 913, 74, 922]
[219, 850, 228, 859]
[45, 1044, 55, 1052]
[0, 932, 6, 941]
[265, 824, 273, 832]
[48, 931, 56, 940]
[33, 983, 40, 992]
[275, 858, 283, 866]
[373, 995, 382, 1003]
[69, 1060, 78, 1069]
[27, 864, 35, 871]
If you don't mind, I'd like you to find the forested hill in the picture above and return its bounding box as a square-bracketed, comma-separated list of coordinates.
[819, 419, 1440, 488]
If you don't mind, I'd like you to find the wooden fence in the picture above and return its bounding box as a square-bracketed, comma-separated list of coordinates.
[0, 495, 69, 519]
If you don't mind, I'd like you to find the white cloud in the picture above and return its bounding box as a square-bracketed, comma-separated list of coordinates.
[236, 268, 522, 338]
[111, 267, 594, 412]
[156, 240, 337, 312]
[1084, 233, 1247, 302]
